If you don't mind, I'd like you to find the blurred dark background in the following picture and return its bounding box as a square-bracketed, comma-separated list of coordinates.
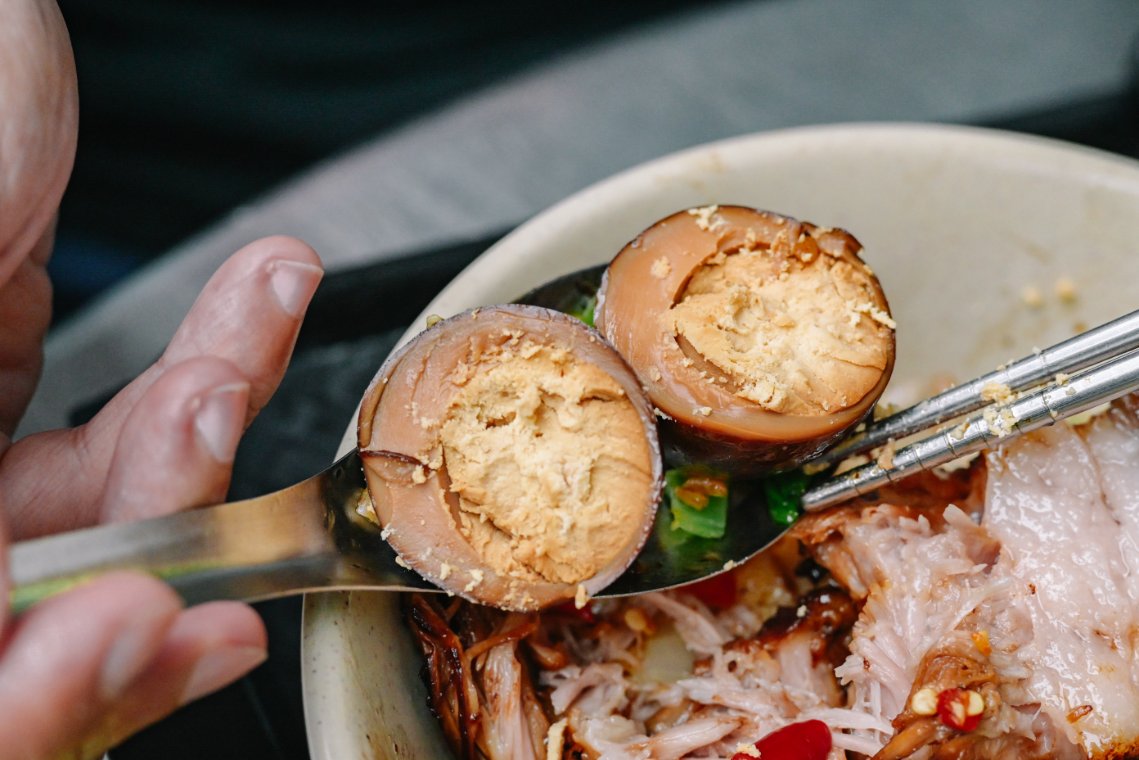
[52, 0, 728, 320]
[51, 2, 1139, 324]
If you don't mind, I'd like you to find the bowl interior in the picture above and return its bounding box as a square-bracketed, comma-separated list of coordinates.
[303, 123, 1139, 759]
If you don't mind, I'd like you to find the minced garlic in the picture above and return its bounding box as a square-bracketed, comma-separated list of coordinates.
[980, 381, 1014, 404]
[876, 439, 897, 470]
[687, 205, 720, 231]
[463, 569, 485, 593]
[574, 583, 590, 610]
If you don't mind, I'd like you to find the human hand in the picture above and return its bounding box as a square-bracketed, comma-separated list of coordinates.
[0, 3, 325, 756]
[0, 236, 324, 759]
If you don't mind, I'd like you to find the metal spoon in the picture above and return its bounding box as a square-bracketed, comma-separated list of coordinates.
[17, 266, 1138, 611]
[11, 265, 783, 612]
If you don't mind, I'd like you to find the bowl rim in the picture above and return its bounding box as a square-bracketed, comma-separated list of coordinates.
[301, 120, 1139, 759]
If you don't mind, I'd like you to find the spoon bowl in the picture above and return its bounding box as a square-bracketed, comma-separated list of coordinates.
[10, 265, 788, 612]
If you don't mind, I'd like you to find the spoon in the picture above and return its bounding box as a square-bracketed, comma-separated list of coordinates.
[11, 265, 785, 613]
[18, 264, 1139, 611]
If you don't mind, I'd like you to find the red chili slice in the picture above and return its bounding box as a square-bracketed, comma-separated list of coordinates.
[730, 719, 832, 760]
[679, 570, 738, 610]
[936, 688, 982, 732]
[550, 601, 597, 624]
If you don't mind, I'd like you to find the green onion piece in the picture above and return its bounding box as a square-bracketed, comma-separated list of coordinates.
[665, 468, 728, 539]
[566, 293, 597, 327]
[763, 469, 810, 526]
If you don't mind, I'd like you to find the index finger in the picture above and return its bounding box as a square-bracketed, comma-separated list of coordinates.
[0, 236, 322, 537]
[131, 234, 324, 422]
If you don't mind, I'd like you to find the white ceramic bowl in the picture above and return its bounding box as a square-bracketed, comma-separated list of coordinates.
[301, 123, 1139, 759]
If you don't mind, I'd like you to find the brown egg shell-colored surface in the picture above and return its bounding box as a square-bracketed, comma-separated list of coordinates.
[596, 205, 895, 475]
[356, 304, 663, 611]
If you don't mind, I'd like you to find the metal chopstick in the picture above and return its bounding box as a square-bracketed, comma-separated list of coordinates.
[801, 345, 1139, 512]
[813, 307, 1139, 467]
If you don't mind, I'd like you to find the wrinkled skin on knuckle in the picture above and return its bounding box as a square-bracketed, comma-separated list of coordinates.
[0, 0, 77, 278]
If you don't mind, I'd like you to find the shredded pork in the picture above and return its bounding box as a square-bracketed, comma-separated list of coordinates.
[545, 587, 861, 760]
[407, 396, 1139, 759]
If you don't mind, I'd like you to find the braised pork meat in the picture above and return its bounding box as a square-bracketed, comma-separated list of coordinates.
[410, 397, 1139, 759]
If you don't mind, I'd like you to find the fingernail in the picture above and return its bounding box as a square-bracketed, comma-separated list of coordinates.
[180, 646, 266, 705]
[193, 383, 248, 464]
[269, 259, 322, 317]
[100, 608, 173, 700]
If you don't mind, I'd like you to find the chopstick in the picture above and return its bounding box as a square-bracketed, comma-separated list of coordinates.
[814, 307, 1139, 467]
[802, 313, 1139, 513]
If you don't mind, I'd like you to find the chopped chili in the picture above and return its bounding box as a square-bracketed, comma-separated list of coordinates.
[936, 687, 983, 732]
[680, 571, 738, 610]
[730, 719, 832, 760]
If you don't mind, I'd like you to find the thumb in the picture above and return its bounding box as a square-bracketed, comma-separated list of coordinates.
[0, 571, 265, 759]
[0, 572, 182, 758]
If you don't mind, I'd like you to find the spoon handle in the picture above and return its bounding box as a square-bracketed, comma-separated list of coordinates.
[802, 345, 1139, 511]
[815, 306, 1139, 466]
[8, 451, 429, 613]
